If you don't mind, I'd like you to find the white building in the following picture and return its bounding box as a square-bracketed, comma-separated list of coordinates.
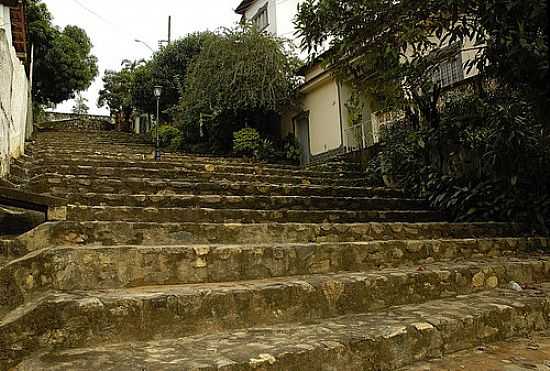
[235, 0, 304, 48]
[235, 1, 478, 165]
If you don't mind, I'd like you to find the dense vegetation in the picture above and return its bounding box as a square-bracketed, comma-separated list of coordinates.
[100, 26, 301, 161]
[295, 0, 550, 229]
[27, 0, 98, 106]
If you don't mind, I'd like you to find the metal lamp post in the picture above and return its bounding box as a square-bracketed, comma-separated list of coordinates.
[153, 85, 163, 161]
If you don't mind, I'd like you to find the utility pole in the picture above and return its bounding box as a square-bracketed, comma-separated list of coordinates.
[168, 16, 171, 44]
[159, 16, 172, 49]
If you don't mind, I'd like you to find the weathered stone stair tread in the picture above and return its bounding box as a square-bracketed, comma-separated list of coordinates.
[16, 221, 528, 247]
[64, 193, 427, 211]
[32, 148, 302, 168]
[66, 205, 444, 223]
[31, 166, 366, 187]
[3, 239, 547, 303]
[33, 164, 366, 185]
[14, 285, 550, 371]
[2, 257, 550, 365]
[30, 157, 364, 178]
[30, 174, 404, 198]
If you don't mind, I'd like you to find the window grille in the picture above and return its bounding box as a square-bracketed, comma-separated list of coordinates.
[253, 5, 269, 31]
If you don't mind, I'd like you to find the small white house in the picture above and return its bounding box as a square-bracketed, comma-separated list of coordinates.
[235, 1, 480, 165]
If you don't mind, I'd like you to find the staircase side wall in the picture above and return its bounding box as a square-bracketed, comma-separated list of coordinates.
[0, 27, 29, 178]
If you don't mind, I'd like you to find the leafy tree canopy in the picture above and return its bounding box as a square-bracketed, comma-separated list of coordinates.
[27, 0, 98, 106]
[72, 93, 89, 115]
[181, 25, 301, 125]
[295, 0, 549, 123]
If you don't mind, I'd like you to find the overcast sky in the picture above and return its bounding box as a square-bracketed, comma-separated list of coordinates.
[43, 0, 241, 114]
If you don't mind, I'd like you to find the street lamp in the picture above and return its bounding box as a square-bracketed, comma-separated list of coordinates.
[135, 39, 155, 53]
[153, 85, 163, 161]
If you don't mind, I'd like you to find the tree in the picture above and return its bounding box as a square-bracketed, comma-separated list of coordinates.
[27, 0, 98, 105]
[98, 66, 135, 130]
[72, 93, 89, 115]
[294, 0, 549, 127]
[180, 26, 301, 149]
[129, 33, 213, 120]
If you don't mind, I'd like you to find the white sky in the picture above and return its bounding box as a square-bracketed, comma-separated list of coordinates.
[43, 0, 241, 114]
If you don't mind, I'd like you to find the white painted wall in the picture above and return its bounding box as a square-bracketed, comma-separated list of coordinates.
[0, 5, 12, 45]
[0, 26, 29, 178]
[241, 0, 306, 52]
[243, 0, 278, 35]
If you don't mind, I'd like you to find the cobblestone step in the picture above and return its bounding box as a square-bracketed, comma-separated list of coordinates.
[66, 205, 444, 223]
[33, 164, 367, 187]
[32, 148, 303, 168]
[34, 164, 366, 186]
[16, 221, 527, 247]
[28, 174, 403, 198]
[30, 156, 364, 178]
[65, 193, 427, 211]
[2, 239, 546, 309]
[12, 284, 550, 371]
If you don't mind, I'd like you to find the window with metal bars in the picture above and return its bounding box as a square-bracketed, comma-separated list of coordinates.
[253, 4, 269, 31]
[432, 45, 464, 88]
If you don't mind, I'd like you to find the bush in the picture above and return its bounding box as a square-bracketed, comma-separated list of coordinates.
[233, 128, 262, 156]
[282, 135, 301, 163]
[378, 89, 550, 232]
[157, 124, 182, 149]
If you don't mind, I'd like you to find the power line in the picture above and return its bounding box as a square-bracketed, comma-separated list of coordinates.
[68, 0, 137, 40]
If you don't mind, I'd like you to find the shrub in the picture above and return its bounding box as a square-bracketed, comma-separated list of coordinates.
[378, 89, 550, 232]
[157, 124, 182, 149]
[233, 128, 262, 156]
[282, 135, 301, 163]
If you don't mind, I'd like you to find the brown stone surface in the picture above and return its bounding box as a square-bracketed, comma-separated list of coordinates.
[12, 286, 550, 371]
[406, 332, 550, 370]
[3, 128, 549, 371]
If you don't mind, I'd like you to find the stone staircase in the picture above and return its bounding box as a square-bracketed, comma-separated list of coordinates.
[1, 128, 550, 370]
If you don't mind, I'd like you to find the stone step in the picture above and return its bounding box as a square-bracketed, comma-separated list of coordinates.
[2, 239, 546, 308]
[17, 221, 528, 247]
[65, 193, 428, 211]
[11, 284, 550, 371]
[404, 332, 550, 370]
[30, 158, 364, 179]
[0, 238, 24, 269]
[66, 205, 444, 223]
[32, 148, 302, 168]
[32, 164, 367, 187]
[29, 174, 402, 198]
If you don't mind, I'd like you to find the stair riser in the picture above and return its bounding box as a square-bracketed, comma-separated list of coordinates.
[66, 206, 443, 223]
[2, 239, 546, 311]
[2, 266, 550, 370]
[65, 194, 427, 211]
[32, 165, 365, 187]
[18, 221, 527, 248]
[29, 177, 403, 198]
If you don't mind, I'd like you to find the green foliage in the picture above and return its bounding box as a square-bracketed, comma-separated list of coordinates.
[27, 0, 98, 105]
[98, 62, 141, 121]
[282, 135, 301, 163]
[71, 93, 89, 115]
[149, 33, 213, 116]
[180, 25, 301, 147]
[157, 125, 182, 149]
[379, 90, 550, 230]
[295, 0, 549, 126]
[233, 128, 262, 156]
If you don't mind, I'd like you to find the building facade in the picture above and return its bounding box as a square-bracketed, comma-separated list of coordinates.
[236, 1, 478, 165]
